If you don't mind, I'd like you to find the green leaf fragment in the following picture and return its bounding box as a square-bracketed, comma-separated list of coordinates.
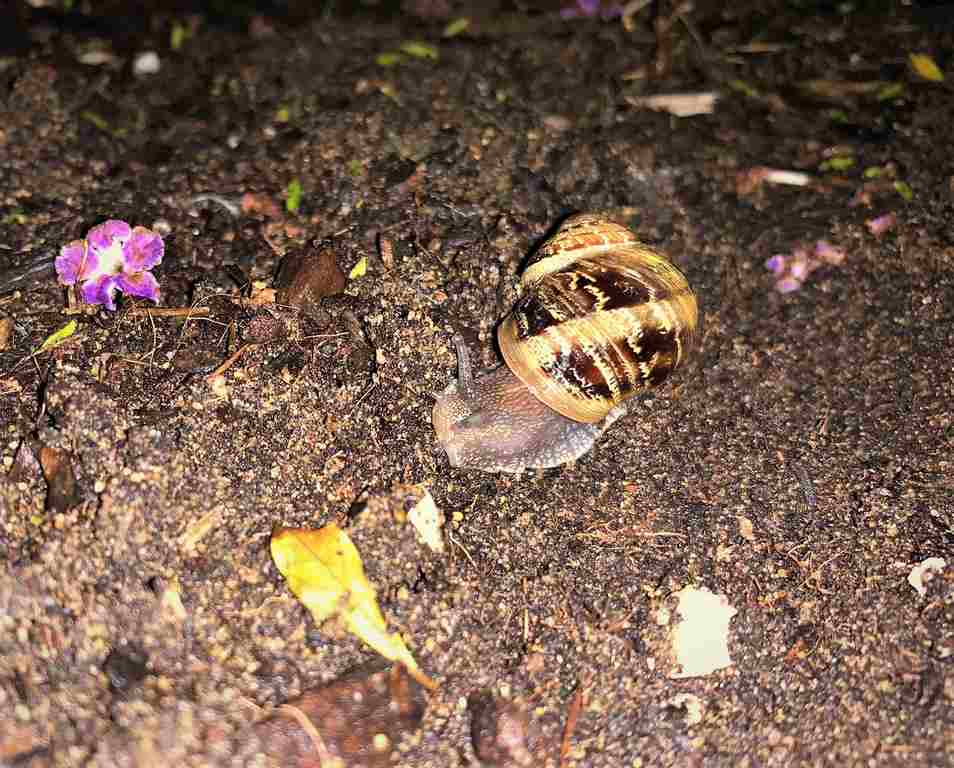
[727, 79, 759, 98]
[893, 181, 913, 201]
[443, 18, 470, 37]
[171, 23, 187, 51]
[285, 179, 302, 213]
[80, 111, 110, 132]
[820, 156, 855, 172]
[376, 52, 404, 67]
[399, 41, 438, 60]
[876, 83, 904, 101]
[36, 321, 77, 355]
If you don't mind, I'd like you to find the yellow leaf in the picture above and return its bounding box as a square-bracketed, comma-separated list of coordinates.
[376, 51, 404, 67]
[349, 256, 367, 280]
[35, 320, 77, 355]
[398, 41, 438, 60]
[443, 18, 470, 38]
[909, 53, 944, 82]
[271, 525, 437, 690]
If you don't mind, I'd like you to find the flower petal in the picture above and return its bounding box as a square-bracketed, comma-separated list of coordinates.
[814, 240, 846, 265]
[122, 227, 164, 272]
[775, 276, 802, 293]
[55, 240, 95, 285]
[80, 275, 120, 310]
[87, 220, 132, 254]
[764, 254, 787, 275]
[116, 270, 160, 303]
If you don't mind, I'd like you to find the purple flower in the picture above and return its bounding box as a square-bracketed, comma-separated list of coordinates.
[865, 213, 896, 237]
[766, 240, 847, 294]
[765, 254, 787, 275]
[55, 220, 163, 310]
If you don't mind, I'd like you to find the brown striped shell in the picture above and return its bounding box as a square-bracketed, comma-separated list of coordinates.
[497, 214, 699, 424]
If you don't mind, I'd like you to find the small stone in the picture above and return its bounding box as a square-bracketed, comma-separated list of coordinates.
[103, 644, 150, 695]
[908, 557, 947, 597]
[133, 51, 161, 76]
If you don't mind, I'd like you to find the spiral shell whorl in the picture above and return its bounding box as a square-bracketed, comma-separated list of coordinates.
[497, 214, 699, 424]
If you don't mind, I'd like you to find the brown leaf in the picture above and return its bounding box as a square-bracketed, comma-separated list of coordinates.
[276, 248, 346, 316]
[39, 446, 79, 513]
[254, 663, 427, 767]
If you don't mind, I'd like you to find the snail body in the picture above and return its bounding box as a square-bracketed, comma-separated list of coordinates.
[432, 214, 699, 473]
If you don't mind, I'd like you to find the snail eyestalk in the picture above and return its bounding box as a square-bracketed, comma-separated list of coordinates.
[452, 333, 474, 398]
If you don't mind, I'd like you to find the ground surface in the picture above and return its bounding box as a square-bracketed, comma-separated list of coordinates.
[1, 1, 953, 766]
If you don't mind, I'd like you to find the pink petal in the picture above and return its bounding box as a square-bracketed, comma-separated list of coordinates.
[55, 240, 96, 285]
[116, 270, 160, 303]
[865, 213, 896, 237]
[789, 258, 811, 280]
[814, 240, 846, 265]
[775, 276, 802, 293]
[80, 274, 120, 310]
[87, 219, 132, 254]
[122, 227, 164, 271]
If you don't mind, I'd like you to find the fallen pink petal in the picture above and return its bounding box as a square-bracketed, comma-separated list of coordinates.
[814, 240, 847, 265]
[54, 240, 95, 285]
[866, 212, 896, 237]
[776, 276, 803, 293]
[124, 227, 164, 272]
[116, 270, 161, 302]
[54, 219, 164, 310]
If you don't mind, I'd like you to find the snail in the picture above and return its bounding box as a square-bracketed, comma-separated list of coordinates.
[432, 213, 700, 473]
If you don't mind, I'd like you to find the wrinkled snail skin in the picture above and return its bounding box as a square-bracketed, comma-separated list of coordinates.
[432, 214, 699, 474]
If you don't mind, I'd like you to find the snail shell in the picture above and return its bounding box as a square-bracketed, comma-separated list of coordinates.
[433, 214, 699, 473]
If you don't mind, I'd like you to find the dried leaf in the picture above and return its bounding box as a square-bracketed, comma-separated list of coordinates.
[271, 524, 437, 690]
[407, 489, 444, 553]
[909, 53, 944, 82]
[253, 663, 427, 767]
[349, 256, 368, 280]
[0, 317, 11, 351]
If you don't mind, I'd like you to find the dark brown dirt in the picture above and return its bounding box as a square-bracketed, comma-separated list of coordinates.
[1, 1, 953, 766]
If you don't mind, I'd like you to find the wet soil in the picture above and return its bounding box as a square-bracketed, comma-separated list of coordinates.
[1, 1, 953, 766]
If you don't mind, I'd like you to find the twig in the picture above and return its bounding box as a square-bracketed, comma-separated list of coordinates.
[188, 193, 242, 218]
[348, 380, 377, 415]
[559, 683, 586, 768]
[277, 704, 334, 766]
[206, 343, 258, 381]
[128, 306, 211, 318]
